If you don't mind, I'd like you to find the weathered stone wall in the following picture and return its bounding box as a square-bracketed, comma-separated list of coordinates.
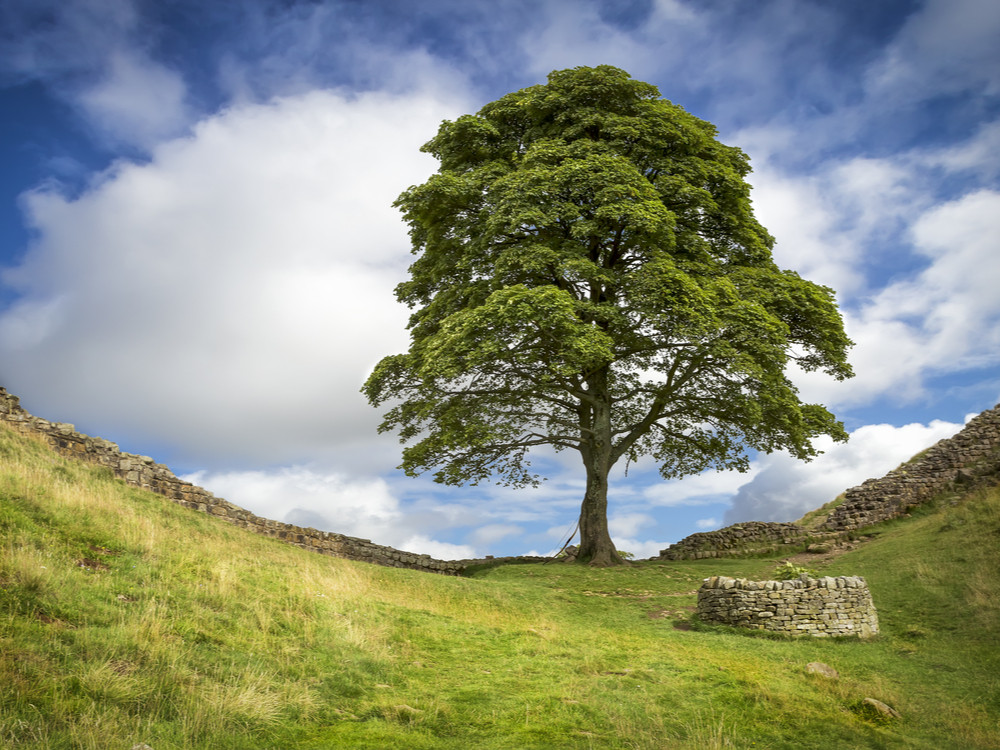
[821, 403, 1000, 531]
[0, 387, 543, 575]
[658, 521, 817, 560]
[697, 575, 878, 638]
[661, 402, 1000, 558]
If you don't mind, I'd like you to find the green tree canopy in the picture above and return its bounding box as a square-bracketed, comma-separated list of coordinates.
[364, 65, 853, 565]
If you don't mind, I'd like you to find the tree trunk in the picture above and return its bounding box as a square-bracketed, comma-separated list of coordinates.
[576, 368, 625, 566]
[577, 459, 624, 566]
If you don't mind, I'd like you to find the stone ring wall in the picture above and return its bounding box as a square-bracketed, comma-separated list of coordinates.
[697, 575, 878, 638]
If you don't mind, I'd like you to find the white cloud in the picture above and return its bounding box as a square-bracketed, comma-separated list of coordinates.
[470, 524, 525, 546]
[747, 147, 939, 299]
[183, 466, 399, 528]
[922, 121, 1000, 179]
[182, 465, 478, 559]
[609, 513, 655, 538]
[76, 52, 190, 150]
[642, 465, 759, 507]
[695, 517, 718, 530]
[395, 536, 477, 561]
[748, 167, 866, 296]
[737, 109, 1000, 411]
[521, 0, 697, 83]
[610, 508, 684, 558]
[181, 462, 595, 559]
[0, 0, 193, 151]
[910, 190, 1000, 309]
[825, 157, 922, 239]
[723, 419, 963, 524]
[865, 0, 1000, 103]
[0, 87, 467, 468]
[610, 537, 671, 561]
[215, 0, 477, 106]
[793, 189, 1000, 408]
[517, 0, 839, 126]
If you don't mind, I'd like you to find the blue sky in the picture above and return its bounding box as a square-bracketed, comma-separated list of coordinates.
[1, 0, 999, 559]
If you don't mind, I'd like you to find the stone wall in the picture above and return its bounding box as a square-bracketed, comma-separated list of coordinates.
[697, 575, 878, 638]
[821, 403, 1000, 531]
[661, 402, 1000, 558]
[658, 521, 817, 560]
[0, 387, 543, 576]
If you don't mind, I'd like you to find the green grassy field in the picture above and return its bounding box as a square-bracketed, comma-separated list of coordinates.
[1, 421, 998, 749]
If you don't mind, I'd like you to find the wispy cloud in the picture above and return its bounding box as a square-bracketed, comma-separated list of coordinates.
[0, 0, 139, 82]
[1, 0, 192, 151]
[865, 0, 1000, 104]
[75, 52, 190, 149]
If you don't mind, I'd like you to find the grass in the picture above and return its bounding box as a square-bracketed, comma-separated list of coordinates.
[1, 421, 998, 748]
[794, 492, 846, 529]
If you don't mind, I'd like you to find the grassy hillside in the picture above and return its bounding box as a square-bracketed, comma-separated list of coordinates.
[1, 421, 998, 749]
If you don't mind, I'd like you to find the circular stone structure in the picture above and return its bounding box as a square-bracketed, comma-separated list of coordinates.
[696, 575, 879, 638]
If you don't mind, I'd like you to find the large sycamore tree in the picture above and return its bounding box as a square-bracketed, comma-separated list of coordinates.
[364, 66, 852, 566]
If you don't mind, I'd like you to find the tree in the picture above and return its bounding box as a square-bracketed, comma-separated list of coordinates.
[363, 66, 853, 566]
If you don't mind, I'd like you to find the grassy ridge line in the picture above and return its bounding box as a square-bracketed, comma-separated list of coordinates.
[0, 387, 521, 575]
[1, 422, 999, 749]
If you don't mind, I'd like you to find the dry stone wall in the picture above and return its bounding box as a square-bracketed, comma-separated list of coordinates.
[697, 575, 878, 638]
[658, 521, 816, 560]
[0, 387, 542, 575]
[821, 403, 1000, 531]
[661, 402, 1000, 558]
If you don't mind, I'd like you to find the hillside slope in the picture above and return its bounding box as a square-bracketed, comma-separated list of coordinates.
[1, 421, 998, 749]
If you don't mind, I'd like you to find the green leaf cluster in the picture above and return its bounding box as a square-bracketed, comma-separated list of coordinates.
[364, 65, 852, 489]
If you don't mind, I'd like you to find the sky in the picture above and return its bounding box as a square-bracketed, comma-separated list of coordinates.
[1, 0, 998, 560]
